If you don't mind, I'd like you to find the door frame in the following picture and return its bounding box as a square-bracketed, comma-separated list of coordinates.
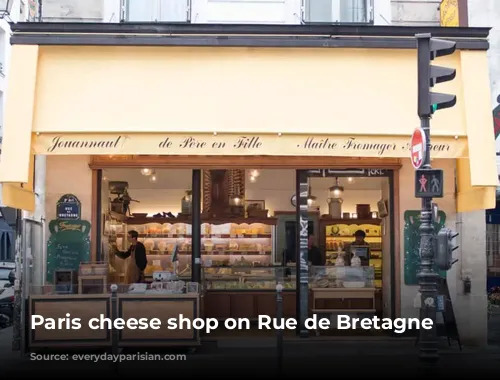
[302, 168, 399, 320]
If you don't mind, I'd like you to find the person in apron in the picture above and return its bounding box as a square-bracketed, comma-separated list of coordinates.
[113, 230, 147, 283]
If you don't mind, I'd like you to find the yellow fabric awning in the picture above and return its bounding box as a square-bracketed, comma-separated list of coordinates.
[455, 51, 498, 212]
[0, 45, 497, 213]
[1, 152, 35, 212]
[0, 45, 38, 211]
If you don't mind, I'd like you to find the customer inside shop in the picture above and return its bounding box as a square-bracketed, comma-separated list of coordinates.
[97, 168, 392, 336]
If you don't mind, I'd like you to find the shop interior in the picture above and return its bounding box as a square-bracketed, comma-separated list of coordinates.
[98, 168, 393, 335]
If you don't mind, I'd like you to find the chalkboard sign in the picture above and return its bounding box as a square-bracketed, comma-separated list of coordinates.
[56, 194, 81, 220]
[46, 219, 91, 283]
[404, 210, 446, 285]
[439, 278, 461, 349]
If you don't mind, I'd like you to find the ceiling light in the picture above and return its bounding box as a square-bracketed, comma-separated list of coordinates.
[141, 168, 152, 176]
[249, 175, 257, 183]
[249, 169, 260, 178]
[307, 186, 316, 206]
[149, 173, 158, 183]
[328, 177, 344, 199]
[347, 177, 354, 183]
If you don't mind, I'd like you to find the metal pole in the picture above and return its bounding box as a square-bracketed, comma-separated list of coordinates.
[110, 284, 119, 372]
[295, 170, 308, 338]
[191, 169, 202, 284]
[417, 117, 439, 361]
[11, 209, 23, 353]
[276, 283, 283, 375]
[38, 0, 42, 22]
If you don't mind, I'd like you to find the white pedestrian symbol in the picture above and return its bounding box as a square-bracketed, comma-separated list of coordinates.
[431, 175, 440, 193]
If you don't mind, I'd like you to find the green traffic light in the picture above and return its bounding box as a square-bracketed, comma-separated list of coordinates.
[432, 104, 438, 112]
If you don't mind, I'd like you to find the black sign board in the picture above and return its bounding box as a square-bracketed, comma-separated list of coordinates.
[307, 169, 388, 178]
[56, 194, 81, 220]
[415, 169, 443, 198]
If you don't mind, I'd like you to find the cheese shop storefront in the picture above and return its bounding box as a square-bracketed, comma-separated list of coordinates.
[0, 23, 496, 348]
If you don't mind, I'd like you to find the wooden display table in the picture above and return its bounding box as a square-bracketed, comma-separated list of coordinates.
[28, 293, 201, 350]
[311, 287, 376, 335]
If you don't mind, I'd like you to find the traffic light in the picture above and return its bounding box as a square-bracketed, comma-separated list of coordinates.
[416, 33, 457, 118]
[435, 227, 459, 271]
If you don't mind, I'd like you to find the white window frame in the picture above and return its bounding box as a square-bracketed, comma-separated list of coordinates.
[301, 0, 374, 24]
[121, 0, 191, 23]
[190, 0, 302, 24]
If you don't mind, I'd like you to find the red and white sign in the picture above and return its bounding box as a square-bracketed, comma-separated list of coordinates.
[410, 128, 427, 170]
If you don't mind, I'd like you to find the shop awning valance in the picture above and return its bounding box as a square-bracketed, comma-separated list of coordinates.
[0, 44, 496, 212]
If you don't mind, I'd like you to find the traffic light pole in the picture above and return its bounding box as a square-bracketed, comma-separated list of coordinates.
[417, 116, 439, 361]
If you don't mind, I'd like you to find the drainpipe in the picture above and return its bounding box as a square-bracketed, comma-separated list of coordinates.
[38, 0, 42, 22]
[11, 209, 22, 352]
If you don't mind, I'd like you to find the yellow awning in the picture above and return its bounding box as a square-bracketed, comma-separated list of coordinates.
[455, 51, 498, 212]
[0, 44, 497, 213]
[0, 45, 38, 211]
[1, 152, 35, 212]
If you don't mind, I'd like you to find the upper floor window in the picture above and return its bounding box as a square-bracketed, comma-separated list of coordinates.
[122, 0, 373, 24]
[302, 0, 373, 24]
[123, 0, 190, 22]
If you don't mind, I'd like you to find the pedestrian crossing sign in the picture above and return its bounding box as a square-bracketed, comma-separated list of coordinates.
[415, 169, 443, 198]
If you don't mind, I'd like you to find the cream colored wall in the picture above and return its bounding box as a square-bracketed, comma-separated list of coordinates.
[115, 169, 381, 217]
[45, 155, 93, 224]
[245, 170, 380, 216]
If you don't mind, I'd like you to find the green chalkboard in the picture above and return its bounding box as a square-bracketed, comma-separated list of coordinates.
[46, 219, 91, 283]
[404, 210, 446, 285]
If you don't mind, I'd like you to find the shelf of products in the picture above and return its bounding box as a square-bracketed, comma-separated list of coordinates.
[104, 216, 276, 282]
[319, 219, 383, 289]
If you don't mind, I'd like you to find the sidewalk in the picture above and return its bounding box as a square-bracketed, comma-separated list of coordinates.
[1, 326, 499, 376]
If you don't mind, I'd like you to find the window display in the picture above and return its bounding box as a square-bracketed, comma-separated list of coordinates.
[106, 218, 276, 282]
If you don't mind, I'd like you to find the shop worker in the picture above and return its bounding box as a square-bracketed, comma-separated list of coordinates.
[308, 233, 323, 266]
[113, 230, 147, 283]
[345, 229, 370, 266]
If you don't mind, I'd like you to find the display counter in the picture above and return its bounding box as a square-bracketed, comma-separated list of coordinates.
[203, 267, 297, 319]
[28, 286, 200, 350]
[118, 293, 199, 347]
[310, 266, 376, 314]
[30, 294, 111, 348]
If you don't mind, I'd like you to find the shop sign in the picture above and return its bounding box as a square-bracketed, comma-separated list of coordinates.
[33, 133, 467, 159]
[440, 0, 459, 27]
[56, 194, 81, 220]
[309, 169, 388, 178]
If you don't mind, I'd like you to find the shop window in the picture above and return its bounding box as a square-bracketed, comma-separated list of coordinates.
[302, 0, 373, 24]
[123, 0, 190, 22]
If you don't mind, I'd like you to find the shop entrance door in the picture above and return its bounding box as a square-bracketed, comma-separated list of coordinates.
[294, 169, 396, 336]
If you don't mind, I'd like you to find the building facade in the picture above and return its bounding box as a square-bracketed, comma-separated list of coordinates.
[0, 0, 496, 346]
[40, 0, 446, 26]
[0, 0, 37, 262]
